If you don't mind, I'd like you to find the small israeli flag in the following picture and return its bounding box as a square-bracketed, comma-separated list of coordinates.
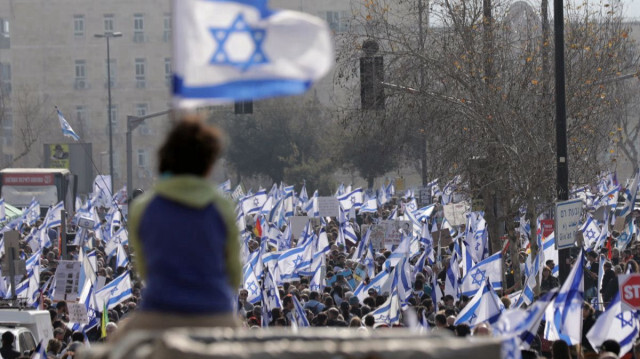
[173, 0, 334, 107]
[56, 107, 80, 141]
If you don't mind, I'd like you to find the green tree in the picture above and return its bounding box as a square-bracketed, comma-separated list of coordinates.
[216, 96, 339, 193]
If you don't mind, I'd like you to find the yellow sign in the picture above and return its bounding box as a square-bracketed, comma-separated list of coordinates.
[50, 144, 70, 169]
[395, 177, 405, 191]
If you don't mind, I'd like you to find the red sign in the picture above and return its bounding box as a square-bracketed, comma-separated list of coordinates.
[620, 274, 640, 310]
[2, 173, 54, 186]
[540, 219, 554, 238]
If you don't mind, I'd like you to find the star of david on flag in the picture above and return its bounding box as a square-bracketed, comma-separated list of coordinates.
[173, 0, 334, 108]
[471, 269, 486, 286]
[587, 292, 640, 356]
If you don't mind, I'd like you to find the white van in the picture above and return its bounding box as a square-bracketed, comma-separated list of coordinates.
[0, 309, 53, 344]
[0, 326, 38, 356]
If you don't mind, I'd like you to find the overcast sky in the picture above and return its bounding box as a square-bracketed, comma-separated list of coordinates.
[624, 0, 640, 18]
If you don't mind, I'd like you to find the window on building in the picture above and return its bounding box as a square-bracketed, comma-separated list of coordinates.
[133, 14, 144, 42]
[109, 105, 117, 125]
[105, 59, 116, 88]
[163, 14, 172, 42]
[135, 58, 146, 88]
[74, 60, 87, 89]
[0, 18, 9, 37]
[164, 58, 172, 86]
[104, 14, 114, 32]
[321, 11, 349, 33]
[136, 104, 151, 135]
[0, 62, 10, 94]
[74, 15, 85, 37]
[136, 103, 147, 117]
[76, 106, 88, 130]
[137, 149, 148, 168]
[2, 111, 13, 147]
[0, 19, 9, 49]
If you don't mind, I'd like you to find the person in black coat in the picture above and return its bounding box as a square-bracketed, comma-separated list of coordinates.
[603, 265, 623, 305]
[600, 261, 615, 299]
[540, 267, 559, 292]
[581, 302, 597, 353]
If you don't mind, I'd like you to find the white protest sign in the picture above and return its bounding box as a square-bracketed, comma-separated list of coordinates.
[555, 199, 583, 249]
[52, 260, 82, 301]
[443, 201, 470, 226]
[362, 224, 385, 250]
[231, 185, 245, 201]
[318, 197, 340, 217]
[290, 216, 310, 239]
[67, 302, 89, 324]
[381, 220, 411, 246]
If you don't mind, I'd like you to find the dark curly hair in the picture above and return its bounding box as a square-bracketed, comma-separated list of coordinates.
[158, 115, 223, 176]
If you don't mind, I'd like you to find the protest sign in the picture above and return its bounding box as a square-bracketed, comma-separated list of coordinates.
[68, 302, 89, 324]
[52, 260, 82, 301]
[318, 197, 340, 217]
[443, 201, 470, 226]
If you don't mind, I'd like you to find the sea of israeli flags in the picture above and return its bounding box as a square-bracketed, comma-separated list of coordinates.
[226, 168, 640, 357]
[0, 165, 637, 354]
[0, 179, 132, 337]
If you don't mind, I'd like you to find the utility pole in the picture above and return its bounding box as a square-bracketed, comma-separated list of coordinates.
[418, 0, 428, 186]
[95, 32, 122, 191]
[554, 0, 571, 283]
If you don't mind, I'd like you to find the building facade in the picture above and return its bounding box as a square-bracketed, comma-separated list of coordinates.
[0, 0, 356, 194]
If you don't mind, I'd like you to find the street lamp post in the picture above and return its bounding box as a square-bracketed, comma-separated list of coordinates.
[126, 110, 170, 201]
[95, 31, 122, 192]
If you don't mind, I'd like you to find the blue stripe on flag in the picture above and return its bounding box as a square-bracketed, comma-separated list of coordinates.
[174, 76, 311, 101]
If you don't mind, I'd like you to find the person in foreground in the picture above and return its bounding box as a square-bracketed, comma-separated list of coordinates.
[113, 114, 240, 340]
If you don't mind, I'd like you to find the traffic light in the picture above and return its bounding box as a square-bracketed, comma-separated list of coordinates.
[360, 55, 385, 110]
[235, 100, 253, 114]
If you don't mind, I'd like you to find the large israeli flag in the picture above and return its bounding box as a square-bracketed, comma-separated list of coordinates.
[337, 188, 364, 211]
[173, 0, 334, 107]
[544, 251, 584, 345]
[586, 292, 639, 356]
[454, 277, 504, 328]
[372, 276, 401, 326]
[95, 271, 133, 310]
[460, 251, 503, 296]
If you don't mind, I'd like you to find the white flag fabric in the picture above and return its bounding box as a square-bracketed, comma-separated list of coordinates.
[372, 276, 401, 326]
[57, 107, 80, 141]
[241, 189, 268, 215]
[173, 0, 334, 108]
[0, 198, 5, 222]
[544, 251, 584, 345]
[454, 278, 504, 328]
[93, 176, 113, 208]
[580, 215, 601, 249]
[587, 292, 639, 356]
[542, 231, 559, 276]
[337, 188, 364, 211]
[460, 251, 503, 296]
[242, 263, 262, 304]
[619, 169, 639, 218]
[95, 271, 132, 310]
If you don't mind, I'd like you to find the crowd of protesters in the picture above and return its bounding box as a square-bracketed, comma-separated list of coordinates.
[2, 116, 639, 359]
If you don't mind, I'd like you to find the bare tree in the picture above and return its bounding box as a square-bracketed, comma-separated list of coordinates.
[335, 0, 640, 288]
[7, 85, 52, 167]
